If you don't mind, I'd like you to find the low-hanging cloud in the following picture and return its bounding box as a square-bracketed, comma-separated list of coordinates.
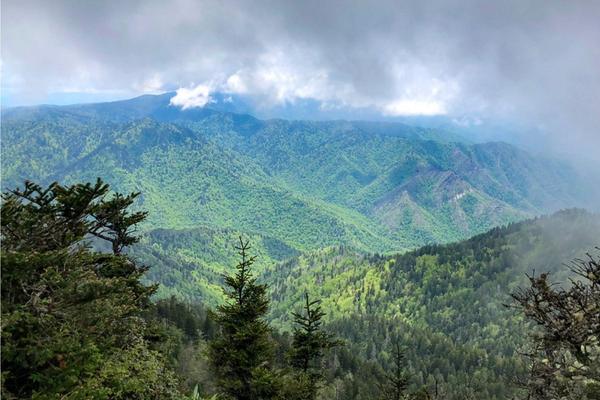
[2, 0, 600, 159]
[169, 83, 214, 109]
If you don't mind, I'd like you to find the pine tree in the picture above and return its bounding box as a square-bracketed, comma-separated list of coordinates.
[285, 292, 341, 400]
[1, 179, 179, 399]
[379, 341, 408, 400]
[209, 238, 279, 400]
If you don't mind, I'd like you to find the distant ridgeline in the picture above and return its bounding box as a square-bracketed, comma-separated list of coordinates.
[2, 93, 590, 261]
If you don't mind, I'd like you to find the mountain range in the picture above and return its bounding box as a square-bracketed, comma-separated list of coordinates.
[2, 93, 599, 398]
[130, 207, 600, 398]
[1, 93, 589, 257]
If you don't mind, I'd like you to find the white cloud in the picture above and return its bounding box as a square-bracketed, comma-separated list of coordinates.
[169, 83, 214, 109]
[382, 99, 446, 116]
[225, 73, 247, 93]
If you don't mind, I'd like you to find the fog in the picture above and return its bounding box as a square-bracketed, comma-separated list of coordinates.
[2, 0, 600, 164]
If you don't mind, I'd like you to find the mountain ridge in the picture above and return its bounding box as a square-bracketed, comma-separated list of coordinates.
[1, 93, 591, 256]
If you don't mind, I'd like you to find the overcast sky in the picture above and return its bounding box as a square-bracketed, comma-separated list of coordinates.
[2, 0, 600, 157]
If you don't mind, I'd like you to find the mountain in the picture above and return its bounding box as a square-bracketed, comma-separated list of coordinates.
[262, 210, 600, 399]
[264, 209, 599, 398]
[1, 93, 590, 258]
[132, 208, 600, 398]
[2, 93, 599, 398]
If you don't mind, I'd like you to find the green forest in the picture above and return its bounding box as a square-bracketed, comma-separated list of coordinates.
[2, 94, 599, 400]
[3, 2, 600, 398]
[2, 96, 591, 256]
[2, 179, 598, 399]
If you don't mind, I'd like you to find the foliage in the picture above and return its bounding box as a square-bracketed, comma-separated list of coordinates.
[263, 209, 600, 399]
[288, 292, 341, 399]
[2, 95, 589, 264]
[208, 238, 279, 400]
[128, 226, 299, 305]
[0, 180, 181, 399]
[1, 95, 599, 399]
[378, 341, 408, 400]
[510, 250, 600, 399]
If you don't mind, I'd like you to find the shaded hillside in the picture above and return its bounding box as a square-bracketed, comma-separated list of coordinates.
[128, 225, 299, 304]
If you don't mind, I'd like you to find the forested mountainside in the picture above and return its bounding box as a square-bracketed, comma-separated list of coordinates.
[264, 209, 600, 397]
[3, 177, 598, 399]
[135, 208, 599, 399]
[4, 95, 597, 397]
[1, 94, 589, 256]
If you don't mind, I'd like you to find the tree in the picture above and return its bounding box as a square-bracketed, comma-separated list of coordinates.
[287, 292, 341, 399]
[89, 191, 148, 255]
[510, 250, 600, 399]
[208, 238, 279, 400]
[379, 341, 409, 400]
[1, 179, 180, 399]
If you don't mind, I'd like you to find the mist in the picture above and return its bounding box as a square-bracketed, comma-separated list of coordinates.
[2, 0, 600, 164]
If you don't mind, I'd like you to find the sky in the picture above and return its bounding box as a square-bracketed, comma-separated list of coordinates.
[2, 0, 600, 159]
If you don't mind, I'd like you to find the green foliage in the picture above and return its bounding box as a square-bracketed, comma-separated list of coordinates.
[290, 293, 341, 373]
[0, 180, 181, 399]
[263, 209, 600, 399]
[2, 97, 589, 269]
[209, 238, 279, 400]
[378, 342, 408, 400]
[2, 96, 598, 399]
[288, 293, 341, 400]
[128, 226, 299, 306]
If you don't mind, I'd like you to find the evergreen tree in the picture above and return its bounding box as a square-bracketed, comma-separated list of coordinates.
[208, 238, 279, 400]
[379, 341, 409, 400]
[89, 191, 148, 255]
[287, 292, 341, 399]
[1, 179, 180, 399]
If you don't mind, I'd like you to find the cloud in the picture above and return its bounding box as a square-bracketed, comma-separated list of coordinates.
[225, 73, 247, 94]
[169, 83, 214, 109]
[135, 74, 165, 94]
[2, 0, 600, 157]
[383, 100, 446, 116]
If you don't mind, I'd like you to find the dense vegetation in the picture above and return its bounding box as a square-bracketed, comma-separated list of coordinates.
[2, 94, 590, 257]
[2, 94, 598, 399]
[2, 179, 598, 399]
[265, 209, 600, 396]
[3, 93, 592, 302]
[0, 180, 181, 399]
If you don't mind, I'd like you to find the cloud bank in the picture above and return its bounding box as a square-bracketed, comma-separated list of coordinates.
[2, 0, 600, 157]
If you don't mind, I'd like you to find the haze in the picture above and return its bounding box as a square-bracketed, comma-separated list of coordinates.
[2, 0, 600, 162]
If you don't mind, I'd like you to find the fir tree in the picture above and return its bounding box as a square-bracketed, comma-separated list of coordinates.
[90, 191, 148, 255]
[1, 179, 179, 399]
[379, 341, 408, 400]
[287, 292, 341, 399]
[209, 237, 279, 400]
